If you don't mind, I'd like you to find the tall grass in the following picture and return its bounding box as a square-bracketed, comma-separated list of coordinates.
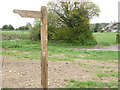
[0, 30, 30, 40]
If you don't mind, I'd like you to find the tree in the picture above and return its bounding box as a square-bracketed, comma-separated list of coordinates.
[47, 0, 100, 44]
[16, 26, 29, 30]
[48, 0, 100, 27]
[2, 25, 9, 30]
[2, 24, 14, 30]
[9, 24, 14, 30]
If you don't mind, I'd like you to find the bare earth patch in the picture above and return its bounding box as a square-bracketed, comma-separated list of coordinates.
[1, 54, 118, 88]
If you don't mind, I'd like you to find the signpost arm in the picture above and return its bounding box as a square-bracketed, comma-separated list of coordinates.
[41, 6, 48, 89]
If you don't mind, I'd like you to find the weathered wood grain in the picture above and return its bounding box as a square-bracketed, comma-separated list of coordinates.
[13, 9, 41, 18]
[40, 6, 48, 89]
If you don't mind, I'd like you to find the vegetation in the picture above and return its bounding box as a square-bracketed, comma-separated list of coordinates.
[1, 30, 117, 46]
[1, 40, 118, 61]
[93, 32, 117, 46]
[16, 23, 32, 30]
[1, 32, 118, 88]
[47, 0, 100, 44]
[2, 24, 14, 30]
[1, 31, 30, 40]
[97, 71, 118, 77]
[29, 0, 101, 45]
[65, 79, 118, 88]
[29, 19, 41, 40]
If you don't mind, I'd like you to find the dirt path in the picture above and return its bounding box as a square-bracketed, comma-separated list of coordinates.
[70, 44, 119, 51]
[1, 54, 118, 88]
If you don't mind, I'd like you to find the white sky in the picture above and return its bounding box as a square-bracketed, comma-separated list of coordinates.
[0, 0, 119, 28]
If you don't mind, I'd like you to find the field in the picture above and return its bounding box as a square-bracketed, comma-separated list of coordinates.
[0, 30, 118, 46]
[0, 31, 119, 88]
[0, 30, 30, 40]
[93, 32, 117, 46]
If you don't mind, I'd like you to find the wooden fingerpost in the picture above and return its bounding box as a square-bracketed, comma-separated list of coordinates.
[13, 6, 48, 89]
[41, 6, 48, 89]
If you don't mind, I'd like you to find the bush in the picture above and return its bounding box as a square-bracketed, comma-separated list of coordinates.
[52, 27, 97, 45]
[29, 19, 41, 40]
[30, 27, 40, 40]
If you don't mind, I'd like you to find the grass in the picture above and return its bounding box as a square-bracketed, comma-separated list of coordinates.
[64, 79, 118, 88]
[97, 71, 118, 77]
[0, 30, 118, 46]
[0, 30, 29, 34]
[0, 30, 30, 40]
[93, 32, 117, 46]
[1, 32, 118, 88]
[1, 40, 118, 61]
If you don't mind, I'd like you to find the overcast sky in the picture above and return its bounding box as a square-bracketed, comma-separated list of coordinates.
[0, 0, 119, 28]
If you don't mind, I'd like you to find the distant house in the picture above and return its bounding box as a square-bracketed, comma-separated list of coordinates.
[101, 22, 120, 32]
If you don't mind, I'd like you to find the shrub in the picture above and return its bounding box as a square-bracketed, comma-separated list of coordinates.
[52, 27, 97, 45]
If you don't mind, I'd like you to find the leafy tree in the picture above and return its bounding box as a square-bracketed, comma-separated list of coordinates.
[9, 24, 14, 30]
[16, 26, 29, 30]
[47, 0, 100, 44]
[2, 25, 9, 30]
[2, 24, 14, 30]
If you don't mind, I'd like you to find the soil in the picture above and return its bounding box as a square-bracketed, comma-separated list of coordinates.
[0, 45, 118, 88]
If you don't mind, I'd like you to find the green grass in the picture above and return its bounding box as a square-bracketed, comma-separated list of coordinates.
[0, 30, 29, 34]
[1, 30, 118, 46]
[93, 32, 117, 46]
[1, 40, 118, 61]
[65, 79, 118, 88]
[97, 71, 118, 77]
[0, 30, 30, 40]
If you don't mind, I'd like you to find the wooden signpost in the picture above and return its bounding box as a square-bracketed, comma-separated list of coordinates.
[13, 6, 48, 89]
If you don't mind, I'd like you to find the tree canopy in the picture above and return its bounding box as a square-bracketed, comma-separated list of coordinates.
[2, 24, 14, 30]
[47, 0, 100, 45]
[47, 0, 100, 28]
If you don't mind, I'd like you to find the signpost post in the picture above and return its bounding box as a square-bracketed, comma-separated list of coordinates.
[13, 6, 48, 89]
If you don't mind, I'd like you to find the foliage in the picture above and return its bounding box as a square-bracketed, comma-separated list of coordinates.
[47, 9, 61, 40]
[47, 0, 100, 44]
[16, 23, 32, 30]
[2, 24, 14, 30]
[52, 26, 97, 45]
[48, 0, 100, 27]
[29, 19, 41, 40]
[16, 26, 29, 30]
